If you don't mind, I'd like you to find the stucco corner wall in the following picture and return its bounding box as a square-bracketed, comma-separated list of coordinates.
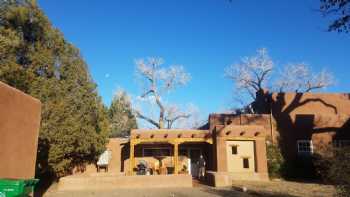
[207, 171, 269, 187]
[0, 81, 41, 179]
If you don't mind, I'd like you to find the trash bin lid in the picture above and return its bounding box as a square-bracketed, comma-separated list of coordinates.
[0, 179, 38, 186]
[0, 179, 23, 185]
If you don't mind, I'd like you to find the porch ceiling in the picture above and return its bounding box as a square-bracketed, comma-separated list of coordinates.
[130, 129, 213, 144]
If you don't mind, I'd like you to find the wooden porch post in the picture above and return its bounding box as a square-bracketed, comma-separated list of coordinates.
[173, 142, 179, 174]
[129, 140, 135, 175]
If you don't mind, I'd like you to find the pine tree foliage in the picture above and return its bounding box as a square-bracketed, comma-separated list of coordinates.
[0, 0, 110, 177]
[109, 90, 137, 137]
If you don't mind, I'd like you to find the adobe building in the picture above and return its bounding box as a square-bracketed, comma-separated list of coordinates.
[67, 116, 271, 188]
[100, 113, 272, 187]
[269, 92, 350, 161]
[0, 81, 41, 179]
[125, 125, 269, 186]
[60, 91, 350, 189]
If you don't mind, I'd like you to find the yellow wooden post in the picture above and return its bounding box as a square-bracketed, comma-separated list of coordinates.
[129, 140, 135, 175]
[173, 142, 179, 174]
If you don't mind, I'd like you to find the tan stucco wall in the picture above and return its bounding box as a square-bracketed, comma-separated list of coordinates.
[74, 138, 127, 175]
[0, 81, 41, 179]
[210, 122, 268, 184]
[226, 140, 255, 173]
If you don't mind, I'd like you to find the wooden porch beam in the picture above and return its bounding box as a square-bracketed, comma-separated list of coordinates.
[173, 142, 179, 174]
[129, 140, 135, 175]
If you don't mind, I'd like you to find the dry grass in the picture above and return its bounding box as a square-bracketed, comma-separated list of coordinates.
[231, 179, 336, 197]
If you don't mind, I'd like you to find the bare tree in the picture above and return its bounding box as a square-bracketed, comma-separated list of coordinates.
[275, 63, 334, 93]
[225, 48, 274, 100]
[134, 57, 191, 129]
[225, 48, 334, 113]
[164, 104, 190, 129]
[164, 103, 204, 129]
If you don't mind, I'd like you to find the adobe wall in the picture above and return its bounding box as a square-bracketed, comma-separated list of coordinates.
[271, 93, 350, 115]
[208, 123, 269, 186]
[74, 138, 127, 175]
[0, 81, 41, 179]
[209, 114, 271, 174]
[270, 92, 350, 159]
[209, 114, 273, 138]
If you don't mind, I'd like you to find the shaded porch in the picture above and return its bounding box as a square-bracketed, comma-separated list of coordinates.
[128, 129, 213, 176]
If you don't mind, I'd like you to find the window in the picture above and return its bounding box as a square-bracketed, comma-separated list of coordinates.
[243, 158, 249, 169]
[231, 146, 238, 155]
[142, 148, 171, 157]
[297, 140, 313, 154]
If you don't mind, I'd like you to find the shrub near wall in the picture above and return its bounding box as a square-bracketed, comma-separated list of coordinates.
[330, 147, 350, 197]
[266, 142, 285, 179]
[267, 142, 317, 180]
[315, 146, 350, 197]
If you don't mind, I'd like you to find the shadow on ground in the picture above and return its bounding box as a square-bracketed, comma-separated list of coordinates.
[201, 187, 299, 197]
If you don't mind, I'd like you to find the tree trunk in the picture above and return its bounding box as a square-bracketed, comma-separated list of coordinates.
[159, 111, 164, 129]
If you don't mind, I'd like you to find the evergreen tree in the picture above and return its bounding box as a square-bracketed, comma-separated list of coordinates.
[0, 0, 110, 178]
[109, 90, 137, 137]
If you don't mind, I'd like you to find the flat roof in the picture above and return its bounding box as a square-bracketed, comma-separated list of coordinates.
[130, 129, 212, 141]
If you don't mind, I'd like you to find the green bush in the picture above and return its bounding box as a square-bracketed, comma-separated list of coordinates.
[266, 142, 285, 178]
[328, 147, 350, 197]
[314, 146, 350, 197]
[0, 1, 110, 178]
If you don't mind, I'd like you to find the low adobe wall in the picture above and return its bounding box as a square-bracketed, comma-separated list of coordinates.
[57, 174, 193, 190]
[207, 171, 268, 187]
[0, 81, 41, 179]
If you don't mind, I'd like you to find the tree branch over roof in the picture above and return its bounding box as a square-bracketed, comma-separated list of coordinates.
[134, 110, 160, 129]
[134, 57, 192, 129]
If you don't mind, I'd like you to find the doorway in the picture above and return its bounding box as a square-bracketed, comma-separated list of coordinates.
[188, 148, 202, 177]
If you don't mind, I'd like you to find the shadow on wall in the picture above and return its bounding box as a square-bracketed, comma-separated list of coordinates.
[333, 118, 350, 140]
[121, 142, 129, 173]
[266, 92, 350, 179]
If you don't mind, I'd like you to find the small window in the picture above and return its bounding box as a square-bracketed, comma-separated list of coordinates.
[243, 158, 249, 169]
[297, 140, 313, 154]
[231, 146, 238, 155]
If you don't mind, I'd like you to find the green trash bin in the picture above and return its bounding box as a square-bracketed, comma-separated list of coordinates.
[0, 179, 39, 197]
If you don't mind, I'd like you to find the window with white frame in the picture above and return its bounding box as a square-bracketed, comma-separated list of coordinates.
[297, 140, 313, 154]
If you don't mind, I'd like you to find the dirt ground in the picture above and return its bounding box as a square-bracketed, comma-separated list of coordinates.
[43, 180, 335, 197]
[44, 185, 251, 197]
[231, 180, 336, 197]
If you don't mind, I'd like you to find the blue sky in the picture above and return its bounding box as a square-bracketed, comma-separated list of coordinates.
[38, 0, 349, 120]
